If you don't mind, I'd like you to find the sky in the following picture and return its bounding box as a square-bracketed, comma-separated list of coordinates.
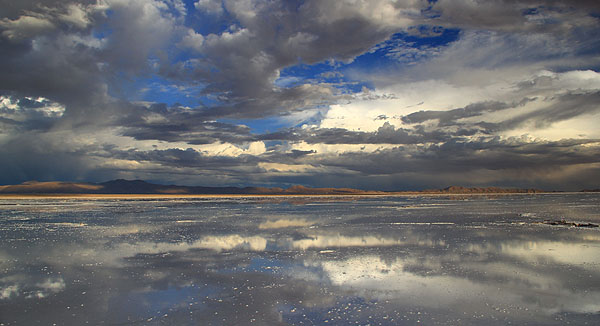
[0, 0, 599, 190]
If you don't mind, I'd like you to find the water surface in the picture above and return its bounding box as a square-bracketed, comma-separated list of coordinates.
[1, 194, 600, 325]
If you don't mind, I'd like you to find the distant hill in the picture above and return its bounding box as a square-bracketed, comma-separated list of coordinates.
[421, 186, 544, 194]
[581, 189, 600, 192]
[0, 180, 559, 195]
[0, 181, 103, 194]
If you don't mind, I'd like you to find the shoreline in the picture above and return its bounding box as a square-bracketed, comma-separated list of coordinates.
[0, 192, 586, 199]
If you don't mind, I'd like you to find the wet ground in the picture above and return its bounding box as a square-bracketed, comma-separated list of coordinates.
[1, 193, 599, 325]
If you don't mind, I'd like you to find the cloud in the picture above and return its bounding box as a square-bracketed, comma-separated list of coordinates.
[401, 101, 517, 125]
[478, 90, 600, 132]
[116, 103, 255, 144]
[431, 0, 600, 33]
[194, 0, 224, 15]
[179, 29, 204, 51]
[0, 14, 55, 40]
[0, 0, 599, 189]
[100, 0, 183, 76]
[259, 122, 429, 144]
[162, 0, 429, 118]
[0, 95, 65, 132]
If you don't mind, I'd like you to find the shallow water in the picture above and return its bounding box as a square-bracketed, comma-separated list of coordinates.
[1, 194, 600, 325]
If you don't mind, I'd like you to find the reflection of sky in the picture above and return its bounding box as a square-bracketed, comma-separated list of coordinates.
[1, 194, 600, 325]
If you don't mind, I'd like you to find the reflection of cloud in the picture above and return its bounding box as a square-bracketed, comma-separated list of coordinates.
[0, 284, 19, 299]
[499, 241, 600, 270]
[43, 234, 270, 268]
[110, 235, 267, 258]
[293, 235, 401, 250]
[29, 277, 66, 299]
[194, 235, 267, 252]
[0, 251, 11, 268]
[259, 219, 312, 229]
[38, 278, 66, 292]
[313, 255, 482, 300]
[88, 224, 162, 236]
[311, 254, 600, 315]
[292, 234, 444, 250]
[0, 277, 66, 300]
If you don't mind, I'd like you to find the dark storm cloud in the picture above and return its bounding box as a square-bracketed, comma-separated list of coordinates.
[0, 0, 595, 123]
[96, 134, 598, 190]
[165, 0, 431, 118]
[288, 149, 317, 158]
[0, 0, 98, 18]
[0, 0, 190, 127]
[0, 131, 101, 184]
[118, 103, 461, 145]
[476, 91, 600, 133]
[119, 88, 600, 147]
[0, 94, 65, 132]
[194, 83, 340, 119]
[0, 1, 104, 103]
[0, 0, 595, 119]
[117, 103, 254, 144]
[122, 123, 250, 145]
[102, 146, 261, 170]
[0, 34, 105, 110]
[273, 137, 600, 190]
[259, 122, 440, 145]
[402, 100, 526, 126]
[431, 0, 600, 33]
[398, 90, 600, 138]
[314, 138, 600, 178]
[99, 0, 187, 77]
[0, 0, 416, 123]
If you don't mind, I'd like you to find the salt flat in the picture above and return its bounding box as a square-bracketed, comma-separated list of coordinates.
[1, 194, 599, 325]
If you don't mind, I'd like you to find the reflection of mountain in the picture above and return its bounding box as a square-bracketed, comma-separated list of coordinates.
[0, 179, 551, 195]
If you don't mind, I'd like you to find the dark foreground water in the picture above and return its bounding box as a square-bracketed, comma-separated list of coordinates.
[1, 194, 600, 325]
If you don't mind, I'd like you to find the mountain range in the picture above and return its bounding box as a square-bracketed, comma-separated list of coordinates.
[0, 179, 557, 195]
